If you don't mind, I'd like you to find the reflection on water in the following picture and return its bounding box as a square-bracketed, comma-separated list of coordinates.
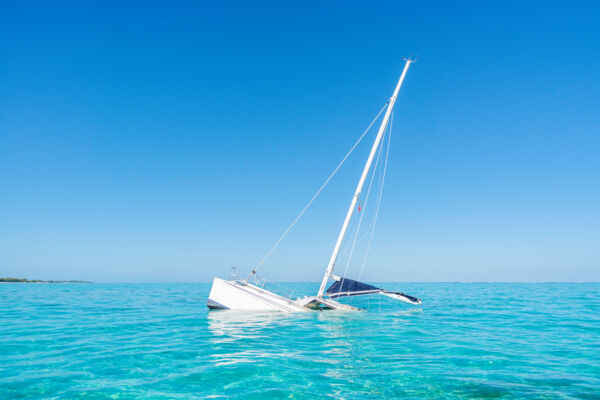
[206, 296, 426, 373]
[207, 310, 295, 339]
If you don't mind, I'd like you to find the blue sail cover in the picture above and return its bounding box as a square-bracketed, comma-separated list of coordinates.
[326, 277, 381, 298]
[326, 277, 422, 304]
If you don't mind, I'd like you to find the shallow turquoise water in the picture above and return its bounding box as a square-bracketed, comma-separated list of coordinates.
[0, 282, 598, 399]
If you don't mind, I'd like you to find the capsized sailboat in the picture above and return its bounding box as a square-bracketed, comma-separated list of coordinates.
[208, 58, 421, 311]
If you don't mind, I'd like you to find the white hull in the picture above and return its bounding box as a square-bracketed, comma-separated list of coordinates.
[207, 278, 308, 312]
[207, 278, 359, 312]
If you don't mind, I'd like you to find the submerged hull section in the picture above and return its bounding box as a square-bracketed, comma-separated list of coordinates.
[207, 278, 308, 312]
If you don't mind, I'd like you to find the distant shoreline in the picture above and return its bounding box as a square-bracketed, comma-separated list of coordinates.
[0, 278, 91, 283]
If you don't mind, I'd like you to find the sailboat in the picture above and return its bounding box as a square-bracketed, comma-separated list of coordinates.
[207, 58, 421, 312]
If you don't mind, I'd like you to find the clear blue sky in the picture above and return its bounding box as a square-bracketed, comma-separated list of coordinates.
[1, 1, 599, 282]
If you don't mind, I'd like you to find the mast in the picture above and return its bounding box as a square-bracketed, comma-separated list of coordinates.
[317, 58, 414, 297]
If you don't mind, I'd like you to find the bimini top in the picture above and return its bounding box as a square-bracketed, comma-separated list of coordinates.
[326, 277, 422, 305]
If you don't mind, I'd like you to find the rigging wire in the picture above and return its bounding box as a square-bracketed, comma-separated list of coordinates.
[338, 118, 388, 287]
[355, 140, 387, 245]
[358, 111, 393, 281]
[250, 103, 388, 277]
[337, 208, 359, 259]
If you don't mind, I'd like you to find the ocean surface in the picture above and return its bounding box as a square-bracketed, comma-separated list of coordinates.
[0, 282, 598, 399]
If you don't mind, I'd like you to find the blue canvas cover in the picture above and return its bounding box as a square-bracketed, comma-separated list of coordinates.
[326, 277, 422, 304]
[326, 277, 381, 298]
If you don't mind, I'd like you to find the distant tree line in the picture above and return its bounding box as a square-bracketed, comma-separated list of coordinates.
[0, 277, 89, 283]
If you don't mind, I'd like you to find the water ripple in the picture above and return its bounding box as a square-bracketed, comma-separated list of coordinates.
[0, 282, 598, 399]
